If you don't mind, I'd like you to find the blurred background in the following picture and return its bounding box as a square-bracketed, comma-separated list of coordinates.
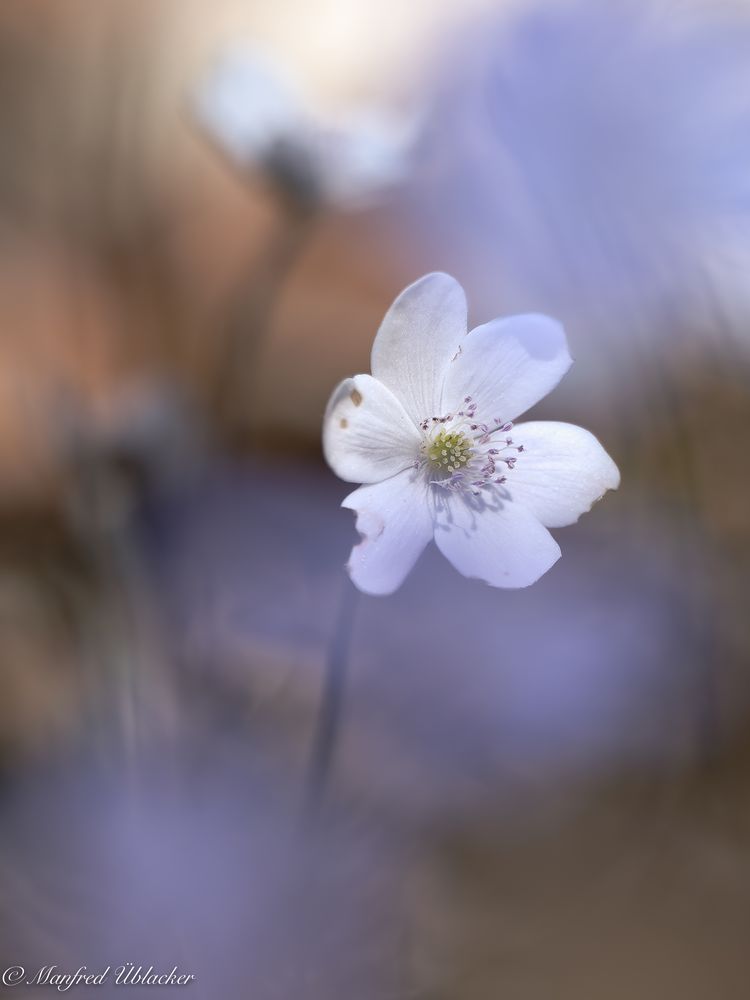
[1, 0, 750, 996]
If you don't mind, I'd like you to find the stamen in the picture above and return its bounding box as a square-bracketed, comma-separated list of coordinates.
[419, 400, 524, 496]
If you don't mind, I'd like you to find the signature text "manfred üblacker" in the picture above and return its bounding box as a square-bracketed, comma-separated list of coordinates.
[1, 963, 195, 990]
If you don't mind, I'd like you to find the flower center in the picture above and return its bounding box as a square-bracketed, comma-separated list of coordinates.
[425, 429, 472, 473]
[417, 397, 524, 495]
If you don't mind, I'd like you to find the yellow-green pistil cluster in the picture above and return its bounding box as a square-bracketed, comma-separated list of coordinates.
[425, 428, 473, 473]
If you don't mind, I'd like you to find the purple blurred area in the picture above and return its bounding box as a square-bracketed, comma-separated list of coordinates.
[1, 1, 750, 997]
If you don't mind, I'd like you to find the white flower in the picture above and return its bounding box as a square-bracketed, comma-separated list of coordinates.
[323, 273, 620, 595]
[193, 45, 414, 207]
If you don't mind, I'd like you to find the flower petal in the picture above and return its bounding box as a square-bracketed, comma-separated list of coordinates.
[342, 469, 433, 595]
[371, 273, 467, 425]
[508, 421, 621, 528]
[323, 375, 421, 484]
[193, 46, 302, 166]
[433, 491, 561, 588]
[442, 314, 572, 422]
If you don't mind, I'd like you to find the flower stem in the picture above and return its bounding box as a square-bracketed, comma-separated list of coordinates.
[305, 579, 359, 808]
[213, 198, 317, 444]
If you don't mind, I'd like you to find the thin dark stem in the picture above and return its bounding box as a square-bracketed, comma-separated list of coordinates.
[305, 579, 360, 808]
[212, 198, 317, 442]
[648, 334, 720, 765]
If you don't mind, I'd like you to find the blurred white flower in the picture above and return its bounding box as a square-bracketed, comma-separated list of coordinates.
[193, 45, 414, 207]
[323, 273, 619, 595]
